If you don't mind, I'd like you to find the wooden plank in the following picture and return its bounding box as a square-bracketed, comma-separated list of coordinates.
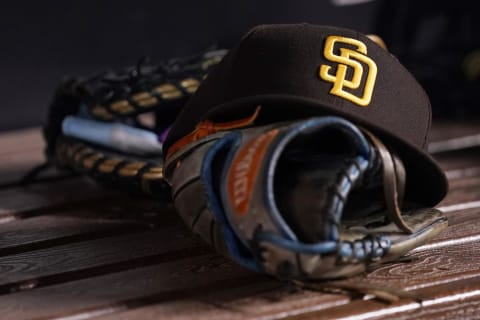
[438, 177, 480, 207]
[194, 285, 349, 320]
[429, 135, 480, 154]
[448, 174, 480, 191]
[412, 208, 480, 254]
[392, 299, 480, 320]
[443, 166, 480, 182]
[0, 215, 148, 256]
[356, 241, 480, 290]
[0, 177, 119, 219]
[0, 128, 50, 185]
[53, 195, 180, 227]
[429, 120, 480, 143]
[95, 288, 347, 320]
[0, 151, 50, 186]
[434, 149, 480, 207]
[0, 254, 276, 320]
[434, 149, 480, 173]
[0, 174, 177, 227]
[285, 276, 480, 320]
[0, 128, 43, 155]
[428, 120, 480, 154]
[0, 224, 209, 293]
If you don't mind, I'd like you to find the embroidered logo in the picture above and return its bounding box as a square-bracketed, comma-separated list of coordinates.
[319, 35, 377, 107]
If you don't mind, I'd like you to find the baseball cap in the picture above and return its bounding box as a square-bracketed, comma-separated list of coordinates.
[165, 24, 448, 206]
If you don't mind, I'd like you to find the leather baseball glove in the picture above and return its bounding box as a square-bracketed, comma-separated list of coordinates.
[164, 111, 447, 280]
[40, 48, 226, 197]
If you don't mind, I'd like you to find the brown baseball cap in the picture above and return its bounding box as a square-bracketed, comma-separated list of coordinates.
[165, 24, 448, 206]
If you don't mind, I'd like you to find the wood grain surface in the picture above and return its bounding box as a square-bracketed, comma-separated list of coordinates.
[0, 121, 478, 320]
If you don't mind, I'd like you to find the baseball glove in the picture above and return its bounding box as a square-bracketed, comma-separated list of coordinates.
[164, 111, 448, 280]
[40, 48, 226, 196]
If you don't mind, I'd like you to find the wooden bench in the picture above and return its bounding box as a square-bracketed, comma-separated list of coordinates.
[0, 120, 479, 320]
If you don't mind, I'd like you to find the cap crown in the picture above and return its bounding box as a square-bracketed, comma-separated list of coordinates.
[167, 24, 431, 153]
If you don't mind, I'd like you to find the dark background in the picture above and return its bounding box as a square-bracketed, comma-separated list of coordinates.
[2, 0, 479, 132]
[0, 0, 380, 131]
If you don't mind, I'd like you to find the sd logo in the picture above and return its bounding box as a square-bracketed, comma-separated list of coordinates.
[319, 36, 377, 107]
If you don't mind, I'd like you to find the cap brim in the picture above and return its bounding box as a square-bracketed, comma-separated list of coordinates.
[204, 94, 448, 207]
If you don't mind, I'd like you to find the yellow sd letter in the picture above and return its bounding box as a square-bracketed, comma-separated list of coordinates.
[319, 36, 377, 107]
